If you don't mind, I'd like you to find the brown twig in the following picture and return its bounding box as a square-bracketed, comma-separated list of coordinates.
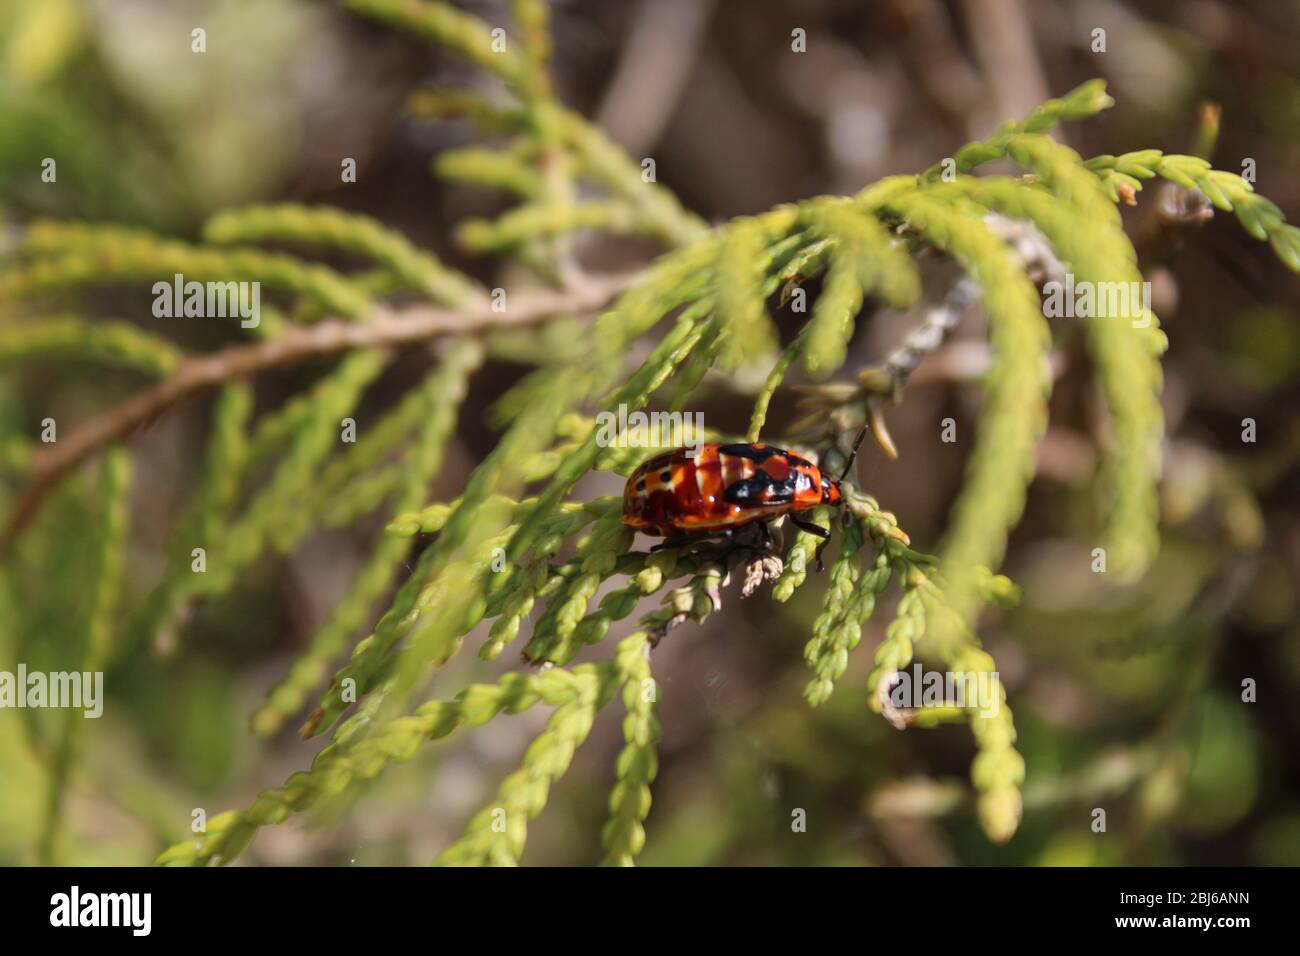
[1, 270, 641, 554]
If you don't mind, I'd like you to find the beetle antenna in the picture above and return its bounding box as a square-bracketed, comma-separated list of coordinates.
[837, 423, 870, 483]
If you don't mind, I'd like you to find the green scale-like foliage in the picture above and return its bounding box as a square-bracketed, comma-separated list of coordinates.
[2, 1, 1297, 865]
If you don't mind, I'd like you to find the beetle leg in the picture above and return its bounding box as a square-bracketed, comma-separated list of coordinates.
[815, 539, 830, 572]
[789, 515, 831, 571]
[789, 515, 831, 540]
[649, 537, 692, 553]
[649, 528, 735, 553]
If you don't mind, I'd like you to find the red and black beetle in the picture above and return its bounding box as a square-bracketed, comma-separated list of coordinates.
[621, 429, 867, 550]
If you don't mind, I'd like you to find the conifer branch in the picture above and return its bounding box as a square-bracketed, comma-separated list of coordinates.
[8, 0, 1294, 865]
[879, 190, 1052, 627]
[1085, 150, 1300, 269]
[0, 271, 637, 552]
[203, 204, 482, 306]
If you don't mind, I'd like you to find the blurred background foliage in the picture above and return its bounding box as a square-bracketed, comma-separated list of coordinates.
[1, 0, 1299, 866]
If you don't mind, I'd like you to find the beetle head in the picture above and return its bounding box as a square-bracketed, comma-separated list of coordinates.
[820, 473, 842, 506]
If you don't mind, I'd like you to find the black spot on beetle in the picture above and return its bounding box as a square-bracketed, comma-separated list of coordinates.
[723, 475, 795, 507]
